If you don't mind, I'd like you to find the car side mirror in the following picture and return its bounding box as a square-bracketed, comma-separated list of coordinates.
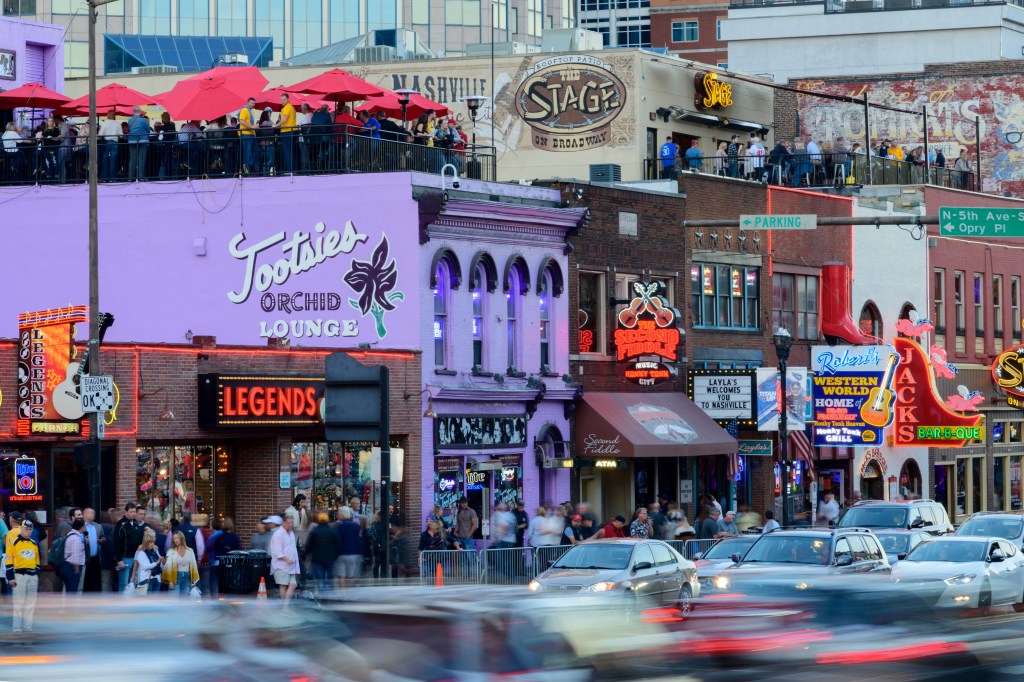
[836, 554, 854, 567]
[896, 553, 907, 561]
[990, 551, 1006, 563]
[694, 552, 704, 560]
[731, 553, 742, 564]
[910, 519, 926, 529]
[633, 561, 653, 572]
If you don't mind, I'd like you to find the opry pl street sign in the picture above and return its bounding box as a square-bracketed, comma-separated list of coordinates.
[940, 206, 1024, 237]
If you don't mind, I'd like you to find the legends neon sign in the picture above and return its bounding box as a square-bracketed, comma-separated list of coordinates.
[613, 281, 681, 387]
[198, 374, 324, 427]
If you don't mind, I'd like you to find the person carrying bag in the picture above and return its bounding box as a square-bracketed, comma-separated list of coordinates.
[126, 528, 162, 597]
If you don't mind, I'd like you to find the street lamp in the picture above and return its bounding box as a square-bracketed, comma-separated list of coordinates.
[394, 88, 416, 132]
[773, 327, 794, 527]
[460, 95, 489, 151]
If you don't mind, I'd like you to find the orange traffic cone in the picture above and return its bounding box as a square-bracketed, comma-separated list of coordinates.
[257, 576, 268, 600]
[434, 562, 444, 588]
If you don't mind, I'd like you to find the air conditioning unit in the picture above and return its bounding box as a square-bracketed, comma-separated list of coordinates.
[131, 65, 179, 75]
[354, 46, 396, 63]
[406, 52, 433, 60]
[218, 52, 249, 65]
[590, 163, 622, 183]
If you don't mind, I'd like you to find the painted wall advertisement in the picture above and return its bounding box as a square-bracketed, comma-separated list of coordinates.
[795, 74, 1024, 194]
[811, 345, 898, 447]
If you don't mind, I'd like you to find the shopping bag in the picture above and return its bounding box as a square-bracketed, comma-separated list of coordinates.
[189, 585, 202, 602]
[123, 582, 137, 599]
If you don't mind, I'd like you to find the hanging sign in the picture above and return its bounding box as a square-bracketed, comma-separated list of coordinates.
[613, 281, 681, 387]
[688, 369, 756, 425]
[993, 341, 1024, 410]
[893, 338, 984, 447]
[811, 345, 898, 447]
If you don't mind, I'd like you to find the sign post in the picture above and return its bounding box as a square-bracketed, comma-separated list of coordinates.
[939, 206, 1024, 237]
[80, 375, 115, 413]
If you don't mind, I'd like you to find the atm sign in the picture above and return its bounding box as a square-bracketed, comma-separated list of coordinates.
[198, 374, 324, 427]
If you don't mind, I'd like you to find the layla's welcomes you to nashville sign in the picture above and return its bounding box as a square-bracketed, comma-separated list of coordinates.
[613, 281, 680, 387]
[515, 54, 627, 152]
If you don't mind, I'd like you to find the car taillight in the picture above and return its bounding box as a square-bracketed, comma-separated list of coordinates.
[816, 640, 968, 665]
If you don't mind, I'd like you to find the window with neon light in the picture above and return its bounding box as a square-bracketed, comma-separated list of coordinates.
[471, 262, 486, 372]
[974, 273, 985, 336]
[954, 270, 965, 334]
[692, 264, 758, 331]
[578, 271, 605, 354]
[859, 301, 882, 340]
[539, 269, 553, 372]
[507, 265, 522, 373]
[933, 268, 946, 334]
[434, 261, 452, 368]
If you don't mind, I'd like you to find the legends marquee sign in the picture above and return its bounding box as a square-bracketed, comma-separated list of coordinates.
[198, 374, 325, 427]
[613, 281, 681, 387]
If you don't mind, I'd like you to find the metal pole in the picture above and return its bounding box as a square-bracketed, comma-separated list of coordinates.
[863, 93, 873, 186]
[379, 366, 391, 579]
[975, 116, 982, 192]
[684, 215, 940, 229]
[922, 105, 930, 186]
[88, 0, 101, 513]
[780, 359, 790, 527]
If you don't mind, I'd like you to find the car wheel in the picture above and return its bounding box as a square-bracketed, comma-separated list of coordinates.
[979, 582, 992, 612]
[677, 584, 694, 619]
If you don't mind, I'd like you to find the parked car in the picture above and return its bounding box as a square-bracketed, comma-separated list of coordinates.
[836, 499, 953, 535]
[873, 529, 931, 565]
[694, 535, 759, 594]
[529, 539, 699, 614]
[713, 528, 890, 593]
[892, 536, 1024, 610]
[955, 511, 1024, 549]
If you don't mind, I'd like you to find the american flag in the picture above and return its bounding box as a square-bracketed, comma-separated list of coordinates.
[789, 429, 815, 481]
[725, 418, 741, 480]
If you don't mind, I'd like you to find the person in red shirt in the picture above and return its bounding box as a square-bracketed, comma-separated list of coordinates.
[333, 106, 362, 170]
[591, 515, 627, 540]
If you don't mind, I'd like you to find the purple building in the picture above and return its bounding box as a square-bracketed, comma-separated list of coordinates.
[0, 17, 64, 128]
[420, 187, 588, 541]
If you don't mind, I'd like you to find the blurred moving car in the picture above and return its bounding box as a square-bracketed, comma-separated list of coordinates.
[873, 529, 930, 565]
[837, 499, 953, 535]
[956, 511, 1024, 549]
[892, 536, 1024, 610]
[693, 535, 758, 594]
[713, 528, 890, 593]
[529, 539, 699, 613]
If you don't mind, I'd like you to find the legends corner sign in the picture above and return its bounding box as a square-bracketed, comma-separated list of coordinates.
[613, 282, 681, 387]
[198, 374, 325, 427]
[893, 337, 983, 447]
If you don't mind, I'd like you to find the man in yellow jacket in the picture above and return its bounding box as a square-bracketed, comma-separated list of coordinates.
[6, 518, 41, 633]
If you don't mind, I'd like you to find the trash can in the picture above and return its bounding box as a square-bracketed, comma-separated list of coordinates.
[246, 549, 272, 592]
[218, 551, 251, 594]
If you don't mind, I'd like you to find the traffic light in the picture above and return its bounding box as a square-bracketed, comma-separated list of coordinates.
[74, 441, 99, 470]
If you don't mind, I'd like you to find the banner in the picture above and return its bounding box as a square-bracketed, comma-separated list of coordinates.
[756, 366, 808, 432]
[811, 345, 898, 447]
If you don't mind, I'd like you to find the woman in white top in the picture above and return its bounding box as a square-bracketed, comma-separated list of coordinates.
[162, 530, 199, 597]
[130, 528, 164, 595]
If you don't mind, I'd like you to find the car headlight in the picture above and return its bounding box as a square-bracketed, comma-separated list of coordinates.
[528, 579, 542, 592]
[944, 574, 977, 586]
[714, 575, 730, 590]
[582, 581, 616, 592]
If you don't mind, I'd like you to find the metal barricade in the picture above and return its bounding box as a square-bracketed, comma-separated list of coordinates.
[665, 540, 688, 557]
[533, 545, 572, 574]
[419, 549, 480, 586]
[683, 539, 719, 560]
[480, 546, 536, 585]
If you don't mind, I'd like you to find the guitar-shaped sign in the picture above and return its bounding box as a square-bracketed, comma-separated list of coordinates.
[52, 313, 115, 421]
[859, 353, 899, 428]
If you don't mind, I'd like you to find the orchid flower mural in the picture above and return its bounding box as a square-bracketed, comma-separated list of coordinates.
[345, 236, 404, 339]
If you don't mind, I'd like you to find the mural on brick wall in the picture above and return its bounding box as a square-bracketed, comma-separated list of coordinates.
[793, 75, 1024, 194]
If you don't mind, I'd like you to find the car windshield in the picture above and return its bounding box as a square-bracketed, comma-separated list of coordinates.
[741, 536, 830, 565]
[957, 517, 1024, 541]
[875, 533, 911, 555]
[703, 537, 757, 560]
[838, 507, 909, 529]
[552, 544, 633, 570]
[904, 541, 986, 563]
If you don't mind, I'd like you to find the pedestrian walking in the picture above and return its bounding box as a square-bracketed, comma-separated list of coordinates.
[128, 528, 163, 595]
[114, 502, 145, 592]
[6, 518, 40, 633]
[334, 506, 362, 588]
[208, 517, 240, 598]
[162, 530, 199, 597]
[60, 519, 86, 594]
[305, 511, 339, 593]
[269, 515, 300, 605]
[82, 507, 104, 592]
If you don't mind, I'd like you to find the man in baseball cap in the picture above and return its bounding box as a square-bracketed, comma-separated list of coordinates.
[562, 514, 584, 546]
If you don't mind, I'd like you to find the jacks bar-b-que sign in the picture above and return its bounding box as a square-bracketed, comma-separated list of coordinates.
[198, 374, 324, 427]
[614, 281, 681, 387]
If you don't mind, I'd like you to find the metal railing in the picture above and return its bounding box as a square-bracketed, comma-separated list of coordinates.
[419, 539, 716, 585]
[729, 0, 1020, 10]
[0, 123, 497, 186]
[644, 152, 976, 190]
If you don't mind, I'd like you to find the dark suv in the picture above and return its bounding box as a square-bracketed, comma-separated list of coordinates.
[836, 499, 953, 536]
[713, 528, 890, 593]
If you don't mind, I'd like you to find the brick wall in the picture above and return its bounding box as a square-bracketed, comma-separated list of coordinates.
[649, 6, 729, 65]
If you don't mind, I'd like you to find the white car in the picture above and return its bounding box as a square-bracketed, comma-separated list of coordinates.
[892, 536, 1024, 610]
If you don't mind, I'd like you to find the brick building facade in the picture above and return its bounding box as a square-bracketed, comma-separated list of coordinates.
[649, 0, 729, 66]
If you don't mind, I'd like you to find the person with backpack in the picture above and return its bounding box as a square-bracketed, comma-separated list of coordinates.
[6, 518, 40, 633]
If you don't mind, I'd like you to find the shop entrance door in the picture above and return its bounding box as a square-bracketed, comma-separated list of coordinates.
[599, 466, 632, 524]
[465, 469, 490, 541]
[860, 461, 884, 501]
[935, 463, 955, 522]
[819, 469, 845, 507]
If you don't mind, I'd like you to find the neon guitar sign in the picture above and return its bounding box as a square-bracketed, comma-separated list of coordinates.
[613, 281, 681, 386]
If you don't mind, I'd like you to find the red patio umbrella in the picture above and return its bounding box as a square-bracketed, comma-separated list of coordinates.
[184, 65, 269, 93]
[253, 86, 329, 112]
[354, 91, 449, 120]
[284, 68, 384, 104]
[57, 82, 156, 117]
[0, 81, 71, 110]
[156, 69, 267, 121]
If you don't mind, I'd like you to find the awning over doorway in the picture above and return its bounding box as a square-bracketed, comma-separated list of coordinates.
[576, 392, 738, 459]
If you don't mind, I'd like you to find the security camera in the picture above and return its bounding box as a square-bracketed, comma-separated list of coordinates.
[452, 180, 460, 189]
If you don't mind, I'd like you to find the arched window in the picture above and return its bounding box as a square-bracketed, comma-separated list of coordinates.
[433, 260, 453, 368]
[539, 269, 553, 373]
[507, 265, 522, 374]
[859, 301, 882, 341]
[471, 262, 487, 372]
[897, 303, 916, 339]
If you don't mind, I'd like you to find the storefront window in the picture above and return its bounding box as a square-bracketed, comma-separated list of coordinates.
[136, 445, 233, 524]
[291, 441, 401, 520]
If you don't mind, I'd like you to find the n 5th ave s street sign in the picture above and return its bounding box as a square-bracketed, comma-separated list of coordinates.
[940, 206, 1024, 237]
[740, 214, 817, 230]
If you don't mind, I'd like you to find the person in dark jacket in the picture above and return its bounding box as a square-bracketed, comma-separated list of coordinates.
[334, 506, 363, 588]
[305, 512, 340, 593]
[113, 502, 147, 592]
[767, 140, 791, 184]
[208, 517, 241, 597]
